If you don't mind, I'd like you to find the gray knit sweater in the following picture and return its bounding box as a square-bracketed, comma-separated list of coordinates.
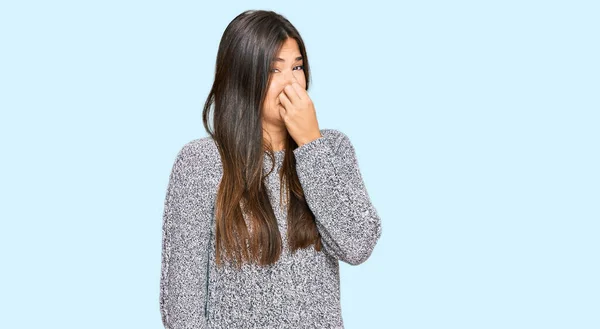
[159, 128, 382, 329]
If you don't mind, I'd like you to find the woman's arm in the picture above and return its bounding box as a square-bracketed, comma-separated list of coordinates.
[160, 143, 210, 329]
[293, 129, 383, 265]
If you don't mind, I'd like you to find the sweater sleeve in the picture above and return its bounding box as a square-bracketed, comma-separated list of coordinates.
[292, 129, 382, 265]
[159, 143, 210, 329]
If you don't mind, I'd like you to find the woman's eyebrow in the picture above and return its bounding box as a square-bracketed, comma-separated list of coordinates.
[272, 56, 303, 63]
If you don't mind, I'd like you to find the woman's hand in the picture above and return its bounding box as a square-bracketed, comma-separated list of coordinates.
[278, 77, 322, 147]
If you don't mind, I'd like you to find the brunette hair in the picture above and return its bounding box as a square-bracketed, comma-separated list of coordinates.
[201, 9, 322, 269]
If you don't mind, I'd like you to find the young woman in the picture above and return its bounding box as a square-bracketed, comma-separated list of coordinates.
[159, 9, 382, 329]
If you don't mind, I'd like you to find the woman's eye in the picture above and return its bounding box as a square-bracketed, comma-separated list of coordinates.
[270, 65, 304, 73]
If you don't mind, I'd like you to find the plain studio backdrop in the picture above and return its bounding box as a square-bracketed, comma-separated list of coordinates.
[0, 1, 598, 328]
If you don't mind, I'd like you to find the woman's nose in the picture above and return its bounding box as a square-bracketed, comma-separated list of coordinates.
[283, 72, 294, 86]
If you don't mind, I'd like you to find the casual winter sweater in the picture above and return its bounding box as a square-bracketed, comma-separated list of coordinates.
[159, 128, 382, 329]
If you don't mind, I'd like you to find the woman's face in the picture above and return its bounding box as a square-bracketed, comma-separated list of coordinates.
[262, 38, 306, 126]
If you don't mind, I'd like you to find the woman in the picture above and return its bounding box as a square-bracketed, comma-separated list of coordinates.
[159, 9, 382, 329]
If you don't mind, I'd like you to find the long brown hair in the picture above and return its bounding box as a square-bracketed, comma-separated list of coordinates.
[201, 10, 322, 269]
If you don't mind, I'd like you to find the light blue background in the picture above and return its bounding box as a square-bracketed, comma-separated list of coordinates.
[1, 1, 598, 328]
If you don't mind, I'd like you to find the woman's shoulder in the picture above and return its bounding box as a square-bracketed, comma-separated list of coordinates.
[173, 136, 221, 173]
[174, 129, 351, 163]
[179, 135, 218, 155]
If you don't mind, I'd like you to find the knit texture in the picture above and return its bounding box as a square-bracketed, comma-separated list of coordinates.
[159, 128, 382, 329]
